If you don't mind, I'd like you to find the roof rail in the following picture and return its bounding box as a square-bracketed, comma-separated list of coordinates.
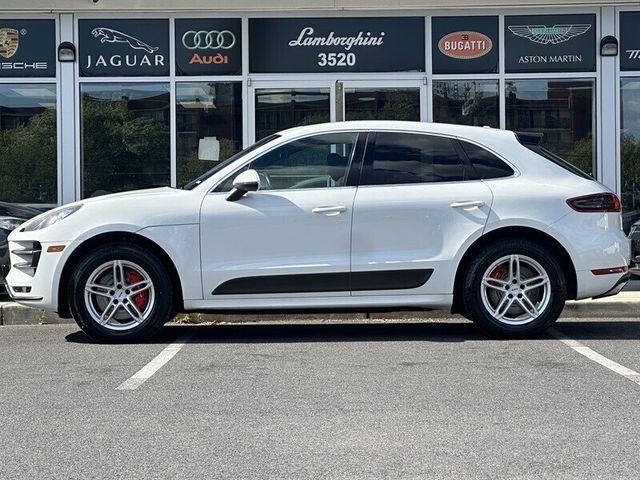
[515, 131, 544, 145]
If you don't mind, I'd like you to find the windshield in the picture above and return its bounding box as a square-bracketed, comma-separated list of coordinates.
[181, 134, 280, 190]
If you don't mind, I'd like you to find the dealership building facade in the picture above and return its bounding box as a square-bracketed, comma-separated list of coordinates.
[1, 0, 640, 228]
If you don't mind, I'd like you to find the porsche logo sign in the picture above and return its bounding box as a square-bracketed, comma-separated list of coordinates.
[0, 28, 19, 59]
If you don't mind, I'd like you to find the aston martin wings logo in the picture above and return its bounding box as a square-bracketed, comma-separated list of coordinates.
[0, 28, 19, 59]
[508, 24, 591, 45]
[91, 27, 158, 54]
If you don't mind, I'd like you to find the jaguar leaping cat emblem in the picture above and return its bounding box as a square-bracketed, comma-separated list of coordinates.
[91, 28, 159, 54]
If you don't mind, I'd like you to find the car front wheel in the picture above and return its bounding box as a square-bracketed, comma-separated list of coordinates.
[462, 239, 567, 338]
[68, 243, 174, 342]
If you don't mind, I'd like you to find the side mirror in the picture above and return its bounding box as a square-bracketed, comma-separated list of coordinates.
[226, 169, 260, 202]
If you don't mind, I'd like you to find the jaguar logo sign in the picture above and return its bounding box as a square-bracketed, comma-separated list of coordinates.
[91, 28, 159, 54]
[438, 31, 492, 59]
[0, 28, 19, 59]
[79, 19, 169, 77]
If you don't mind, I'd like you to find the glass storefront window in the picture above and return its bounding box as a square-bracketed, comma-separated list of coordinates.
[621, 78, 640, 232]
[176, 82, 242, 187]
[0, 84, 57, 205]
[505, 79, 595, 176]
[345, 88, 420, 121]
[80, 83, 170, 198]
[254, 89, 330, 141]
[433, 80, 499, 127]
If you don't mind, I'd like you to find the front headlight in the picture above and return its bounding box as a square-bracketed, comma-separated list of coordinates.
[22, 204, 83, 232]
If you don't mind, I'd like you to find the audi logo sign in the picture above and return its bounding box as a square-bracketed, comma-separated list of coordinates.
[175, 19, 242, 76]
[181, 30, 237, 50]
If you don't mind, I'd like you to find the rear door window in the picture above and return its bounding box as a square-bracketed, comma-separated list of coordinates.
[362, 132, 474, 186]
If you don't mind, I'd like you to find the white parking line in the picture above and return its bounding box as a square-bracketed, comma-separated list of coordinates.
[116, 333, 191, 390]
[551, 328, 640, 386]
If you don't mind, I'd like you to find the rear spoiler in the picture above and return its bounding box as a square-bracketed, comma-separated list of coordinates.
[515, 131, 543, 145]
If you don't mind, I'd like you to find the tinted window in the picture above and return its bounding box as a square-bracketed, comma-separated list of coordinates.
[218, 132, 358, 191]
[363, 132, 472, 185]
[523, 143, 593, 180]
[460, 140, 514, 179]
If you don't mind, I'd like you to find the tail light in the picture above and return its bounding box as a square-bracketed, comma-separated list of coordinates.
[566, 193, 621, 213]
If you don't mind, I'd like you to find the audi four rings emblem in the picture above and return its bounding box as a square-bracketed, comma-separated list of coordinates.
[182, 30, 236, 50]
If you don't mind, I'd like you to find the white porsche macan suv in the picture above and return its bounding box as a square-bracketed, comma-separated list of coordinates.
[4, 121, 631, 342]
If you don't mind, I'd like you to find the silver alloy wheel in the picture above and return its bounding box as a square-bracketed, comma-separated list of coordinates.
[480, 254, 551, 326]
[83, 260, 155, 331]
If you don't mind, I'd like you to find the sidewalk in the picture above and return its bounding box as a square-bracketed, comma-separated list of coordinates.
[1, 292, 639, 326]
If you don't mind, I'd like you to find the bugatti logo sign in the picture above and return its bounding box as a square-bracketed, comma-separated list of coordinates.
[0, 28, 19, 59]
[508, 24, 591, 45]
[438, 31, 492, 59]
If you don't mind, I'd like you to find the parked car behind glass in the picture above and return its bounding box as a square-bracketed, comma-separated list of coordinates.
[0, 202, 41, 292]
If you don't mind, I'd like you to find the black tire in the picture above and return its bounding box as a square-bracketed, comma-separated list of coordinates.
[68, 243, 174, 343]
[462, 238, 566, 338]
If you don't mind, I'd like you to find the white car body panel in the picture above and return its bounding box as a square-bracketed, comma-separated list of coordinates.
[199, 187, 356, 299]
[351, 181, 493, 295]
[5, 120, 631, 315]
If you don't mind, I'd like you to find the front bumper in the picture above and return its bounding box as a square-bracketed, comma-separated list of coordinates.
[5, 240, 70, 308]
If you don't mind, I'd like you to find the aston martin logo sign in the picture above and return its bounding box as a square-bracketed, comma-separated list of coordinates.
[505, 15, 595, 73]
[0, 28, 19, 59]
[508, 25, 591, 45]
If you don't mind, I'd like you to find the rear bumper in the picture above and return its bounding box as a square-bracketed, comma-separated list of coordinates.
[592, 272, 631, 299]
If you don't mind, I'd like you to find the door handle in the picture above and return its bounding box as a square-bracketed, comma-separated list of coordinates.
[312, 205, 347, 215]
[450, 200, 485, 209]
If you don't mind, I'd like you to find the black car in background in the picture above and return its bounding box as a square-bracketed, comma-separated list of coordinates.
[0, 202, 42, 292]
[630, 219, 640, 279]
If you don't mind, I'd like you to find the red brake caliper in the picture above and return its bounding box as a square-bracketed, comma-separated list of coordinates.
[490, 267, 506, 281]
[126, 269, 149, 311]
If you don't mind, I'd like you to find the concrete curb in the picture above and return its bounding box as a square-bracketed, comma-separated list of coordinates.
[1, 292, 639, 326]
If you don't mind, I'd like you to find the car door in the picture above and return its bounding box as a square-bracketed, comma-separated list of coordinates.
[200, 131, 364, 300]
[350, 131, 494, 296]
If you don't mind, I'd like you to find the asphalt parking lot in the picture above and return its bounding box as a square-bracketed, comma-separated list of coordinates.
[2, 318, 640, 479]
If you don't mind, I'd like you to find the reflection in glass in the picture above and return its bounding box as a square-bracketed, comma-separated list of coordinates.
[81, 83, 170, 198]
[255, 89, 330, 141]
[621, 79, 640, 232]
[505, 79, 595, 176]
[345, 88, 420, 121]
[0, 84, 57, 204]
[176, 82, 242, 187]
[433, 80, 499, 127]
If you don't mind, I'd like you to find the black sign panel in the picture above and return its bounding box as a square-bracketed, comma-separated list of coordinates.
[79, 19, 169, 77]
[0, 19, 55, 78]
[176, 19, 242, 76]
[250, 17, 425, 73]
[432, 16, 498, 74]
[620, 12, 640, 72]
[505, 14, 596, 73]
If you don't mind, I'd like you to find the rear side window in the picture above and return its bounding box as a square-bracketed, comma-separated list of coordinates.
[362, 132, 474, 185]
[459, 140, 514, 179]
[524, 143, 593, 180]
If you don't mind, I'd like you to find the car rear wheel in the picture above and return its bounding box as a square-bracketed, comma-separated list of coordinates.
[462, 239, 566, 338]
[68, 243, 174, 342]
